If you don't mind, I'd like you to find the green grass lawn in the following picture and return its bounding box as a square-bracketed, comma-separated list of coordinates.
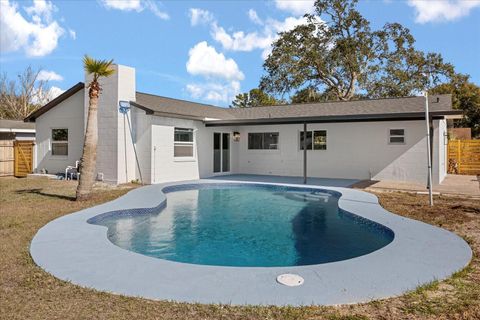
[0, 177, 478, 320]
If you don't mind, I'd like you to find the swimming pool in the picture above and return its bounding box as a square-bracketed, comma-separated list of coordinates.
[89, 184, 394, 267]
[31, 179, 472, 306]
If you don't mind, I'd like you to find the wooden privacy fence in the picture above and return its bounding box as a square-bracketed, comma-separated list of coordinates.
[0, 140, 14, 176]
[448, 140, 480, 175]
[14, 141, 34, 177]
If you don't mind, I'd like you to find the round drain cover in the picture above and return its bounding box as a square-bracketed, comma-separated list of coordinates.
[276, 273, 304, 286]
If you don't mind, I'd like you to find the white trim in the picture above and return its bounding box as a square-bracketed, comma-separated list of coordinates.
[0, 128, 35, 133]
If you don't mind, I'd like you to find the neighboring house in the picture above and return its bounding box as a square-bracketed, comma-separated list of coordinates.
[0, 119, 35, 141]
[0, 119, 35, 176]
[25, 64, 461, 185]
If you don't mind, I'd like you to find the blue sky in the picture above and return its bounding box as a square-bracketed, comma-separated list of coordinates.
[1, 0, 479, 107]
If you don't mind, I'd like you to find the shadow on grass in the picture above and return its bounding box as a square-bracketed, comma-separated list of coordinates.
[15, 188, 76, 201]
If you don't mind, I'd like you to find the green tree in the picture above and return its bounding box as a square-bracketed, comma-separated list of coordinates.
[76, 56, 115, 201]
[230, 88, 283, 108]
[430, 74, 480, 138]
[260, 0, 454, 101]
[291, 88, 325, 104]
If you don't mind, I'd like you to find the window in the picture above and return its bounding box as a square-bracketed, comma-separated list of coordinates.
[174, 128, 194, 157]
[389, 129, 405, 144]
[300, 130, 327, 150]
[51, 128, 68, 156]
[248, 132, 279, 150]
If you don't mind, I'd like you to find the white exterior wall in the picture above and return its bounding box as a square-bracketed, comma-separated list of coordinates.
[148, 116, 238, 183]
[233, 120, 442, 184]
[35, 89, 85, 174]
[131, 107, 152, 184]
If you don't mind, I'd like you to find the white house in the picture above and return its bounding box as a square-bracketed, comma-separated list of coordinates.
[25, 64, 461, 185]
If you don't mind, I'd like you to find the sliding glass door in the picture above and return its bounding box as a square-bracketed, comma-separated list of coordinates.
[213, 132, 230, 173]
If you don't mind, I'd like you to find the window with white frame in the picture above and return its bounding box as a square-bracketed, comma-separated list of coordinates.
[248, 132, 279, 150]
[174, 128, 194, 157]
[389, 129, 405, 144]
[300, 130, 327, 150]
[51, 128, 68, 156]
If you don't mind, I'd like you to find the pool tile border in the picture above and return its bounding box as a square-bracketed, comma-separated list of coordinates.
[30, 179, 472, 306]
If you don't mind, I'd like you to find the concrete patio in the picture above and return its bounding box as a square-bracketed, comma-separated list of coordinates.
[356, 174, 480, 198]
[209, 174, 479, 198]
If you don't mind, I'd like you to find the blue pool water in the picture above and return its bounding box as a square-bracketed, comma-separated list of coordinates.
[90, 184, 394, 267]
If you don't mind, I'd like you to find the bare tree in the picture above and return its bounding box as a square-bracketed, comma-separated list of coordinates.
[0, 66, 51, 120]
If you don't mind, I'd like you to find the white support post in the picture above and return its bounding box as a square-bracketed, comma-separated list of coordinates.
[425, 92, 434, 206]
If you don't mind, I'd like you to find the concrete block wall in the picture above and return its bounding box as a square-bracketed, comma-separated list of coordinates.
[85, 64, 136, 184]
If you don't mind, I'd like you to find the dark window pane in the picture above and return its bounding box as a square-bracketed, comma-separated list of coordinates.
[174, 145, 193, 157]
[213, 133, 221, 172]
[264, 132, 279, 149]
[248, 133, 279, 149]
[222, 133, 229, 150]
[390, 137, 405, 144]
[213, 132, 220, 150]
[52, 143, 68, 156]
[390, 129, 404, 136]
[174, 128, 193, 142]
[248, 133, 262, 149]
[52, 129, 68, 141]
[300, 131, 312, 150]
[313, 130, 327, 150]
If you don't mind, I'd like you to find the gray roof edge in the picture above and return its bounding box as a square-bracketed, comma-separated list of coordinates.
[225, 94, 453, 113]
[204, 110, 461, 126]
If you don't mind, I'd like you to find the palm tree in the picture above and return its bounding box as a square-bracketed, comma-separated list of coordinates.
[76, 55, 115, 201]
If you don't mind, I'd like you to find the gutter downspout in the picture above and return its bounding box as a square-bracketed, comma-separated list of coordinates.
[303, 122, 307, 184]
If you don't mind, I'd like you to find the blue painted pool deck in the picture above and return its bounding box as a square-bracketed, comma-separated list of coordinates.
[30, 177, 472, 306]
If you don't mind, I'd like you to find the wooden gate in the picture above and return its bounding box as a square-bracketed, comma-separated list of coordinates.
[0, 140, 14, 176]
[14, 141, 34, 177]
[448, 140, 480, 175]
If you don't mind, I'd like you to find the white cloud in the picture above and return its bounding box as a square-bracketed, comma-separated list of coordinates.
[101, 0, 169, 20]
[408, 0, 480, 23]
[0, 0, 65, 57]
[144, 0, 169, 20]
[31, 85, 65, 105]
[189, 8, 214, 26]
[186, 41, 244, 81]
[248, 9, 263, 25]
[46, 86, 64, 99]
[189, 7, 312, 59]
[274, 0, 315, 16]
[37, 70, 63, 81]
[211, 15, 309, 59]
[102, 0, 142, 11]
[185, 41, 243, 104]
[68, 29, 76, 40]
[186, 81, 241, 104]
[24, 0, 56, 22]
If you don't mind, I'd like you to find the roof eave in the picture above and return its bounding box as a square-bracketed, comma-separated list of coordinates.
[130, 101, 210, 121]
[204, 110, 462, 127]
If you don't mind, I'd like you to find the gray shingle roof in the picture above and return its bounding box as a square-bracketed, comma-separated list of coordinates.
[134, 92, 235, 120]
[24, 80, 457, 125]
[133, 93, 455, 123]
[0, 119, 35, 130]
[224, 95, 453, 120]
